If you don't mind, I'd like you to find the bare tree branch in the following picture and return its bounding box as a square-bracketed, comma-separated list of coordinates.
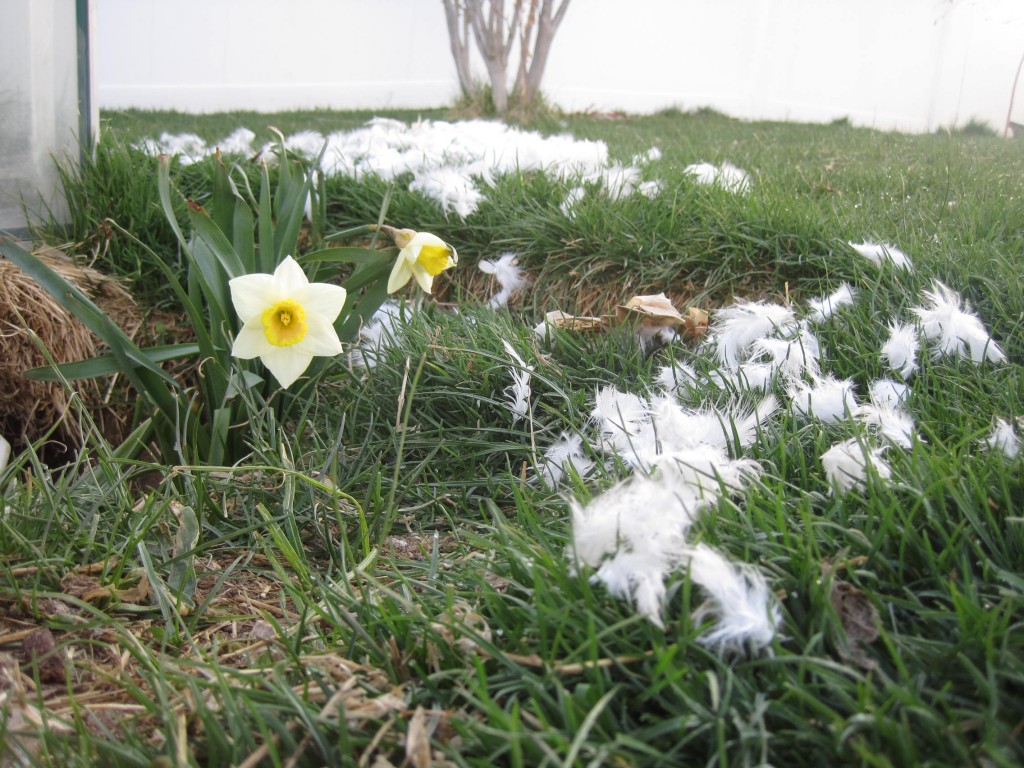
[524, 0, 571, 103]
[441, 0, 569, 114]
[442, 0, 476, 98]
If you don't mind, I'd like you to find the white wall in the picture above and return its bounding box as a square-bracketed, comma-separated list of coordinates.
[95, 0, 461, 112]
[94, 0, 1024, 134]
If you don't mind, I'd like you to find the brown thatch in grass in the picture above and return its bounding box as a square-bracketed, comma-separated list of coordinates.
[0, 245, 143, 458]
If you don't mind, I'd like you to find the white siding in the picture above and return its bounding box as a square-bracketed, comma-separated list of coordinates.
[94, 0, 1024, 134]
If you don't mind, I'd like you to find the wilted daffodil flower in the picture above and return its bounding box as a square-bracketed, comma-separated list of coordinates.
[229, 256, 346, 388]
[383, 227, 458, 294]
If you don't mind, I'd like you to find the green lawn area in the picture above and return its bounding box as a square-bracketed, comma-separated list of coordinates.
[1, 107, 1023, 767]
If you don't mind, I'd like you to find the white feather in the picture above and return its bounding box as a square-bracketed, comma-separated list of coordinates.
[684, 162, 751, 194]
[848, 241, 913, 271]
[571, 447, 764, 628]
[409, 168, 483, 218]
[710, 301, 797, 370]
[479, 252, 530, 309]
[821, 439, 893, 494]
[570, 470, 703, 627]
[854, 403, 916, 449]
[538, 431, 595, 487]
[349, 301, 408, 369]
[806, 283, 857, 324]
[502, 341, 533, 422]
[869, 378, 910, 410]
[155, 131, 207, 165]
[749, 325, 821, 382]
[656, 361, 702, 399]
[638, 179, 663, 198]
[686, 544, 780, 654]
[790, 376, 859, 423]
[560, 186, 586, 217]
[708, 362, 778, 392]
[650, 394, 779, 454]
[911, 281, 1005, 363]
[218, 127, 256, 155]
[985, 418, 1020, 460]
[881, 321, 920, 379]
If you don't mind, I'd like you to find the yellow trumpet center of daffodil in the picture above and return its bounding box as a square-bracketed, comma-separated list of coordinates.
[262, 299, 307, 347]
[416, 244, 453, 276]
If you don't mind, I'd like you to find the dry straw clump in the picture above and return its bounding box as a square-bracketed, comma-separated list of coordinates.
[0, 245, 142, 459]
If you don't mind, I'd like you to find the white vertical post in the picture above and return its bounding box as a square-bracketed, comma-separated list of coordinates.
[0, 0, 92, 235]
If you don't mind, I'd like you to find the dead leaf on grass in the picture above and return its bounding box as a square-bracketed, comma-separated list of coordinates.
[830, 580, 880, 671]
[406, 706, 432, 768]
[538, 293, 708, 343]
[540, 310, 609, 333]
[617, 293, 709, 340]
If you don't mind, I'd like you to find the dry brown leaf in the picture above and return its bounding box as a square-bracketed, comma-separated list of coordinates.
[406, 706, 432, 768]
[617, 293, 685, 325]
[830, 580, 880, 671]
[541, 310, 609, 332]
[617, 293, 710, 340]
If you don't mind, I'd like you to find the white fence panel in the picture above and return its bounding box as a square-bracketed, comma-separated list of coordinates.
[94, 0, 1024, 134]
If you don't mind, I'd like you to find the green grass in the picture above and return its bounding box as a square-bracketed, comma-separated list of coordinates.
[3, 107, 1024, 767]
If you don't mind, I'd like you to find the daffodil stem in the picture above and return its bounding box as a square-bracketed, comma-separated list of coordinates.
[322, 223, 378, 242]
[379, 351, 429, 541]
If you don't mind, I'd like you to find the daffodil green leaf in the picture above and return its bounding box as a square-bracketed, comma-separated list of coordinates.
[299, 246, 395, 267]
[224, 369, 264, 399]
[23, 343, 201, 382]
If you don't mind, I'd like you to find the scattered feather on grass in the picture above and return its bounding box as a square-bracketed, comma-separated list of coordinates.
[687, 543, 781, 655]
[502, 340, 533, 422]
[709, 301, 797, 370]
[570, 470, 701, 627]
[656, 360, 702, 399]
[855, 403, 917, 449]
[821, 438, 893, 494]
[869, 378, 910, 410]
[790, 376, 859, 423]
[684, 162, 751, 194]
[538, 431, 595, 487]
[570, 452, 765, 632]
[848, 241, 913, 271]
[748, 325, 821, 382]
[806, 283, 857, 324]
[348, 301, 410, 369]
[479, 252, 530, 309]
[984, 417, 1020, 459]
[881, 321, 920, 379]
[911, 281, 1005, 363]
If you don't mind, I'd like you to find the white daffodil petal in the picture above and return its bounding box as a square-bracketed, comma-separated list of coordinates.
[262, 346, 314, 389]
[231, 323, 269, 359]
[301, 312, 344, 356]
[273, 256, 309, 295]
[411, 263, 435, 293]
[297, 283, 347, 322]
[229, 274, 280, 322]
[387, 257, 413, 293]
[407, 231, 447, 251]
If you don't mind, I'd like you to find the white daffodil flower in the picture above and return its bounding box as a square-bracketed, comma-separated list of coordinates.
[385, 229, 458, 294]
[229, 256, 346, 388]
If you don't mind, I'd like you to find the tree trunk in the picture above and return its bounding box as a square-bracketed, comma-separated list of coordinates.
[442, 0, 565, 115]
[512, 0, 538, 104]
[442, 0, 476, 98]
[523, 0, 570, 104]
[467, 0, 522, 114]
